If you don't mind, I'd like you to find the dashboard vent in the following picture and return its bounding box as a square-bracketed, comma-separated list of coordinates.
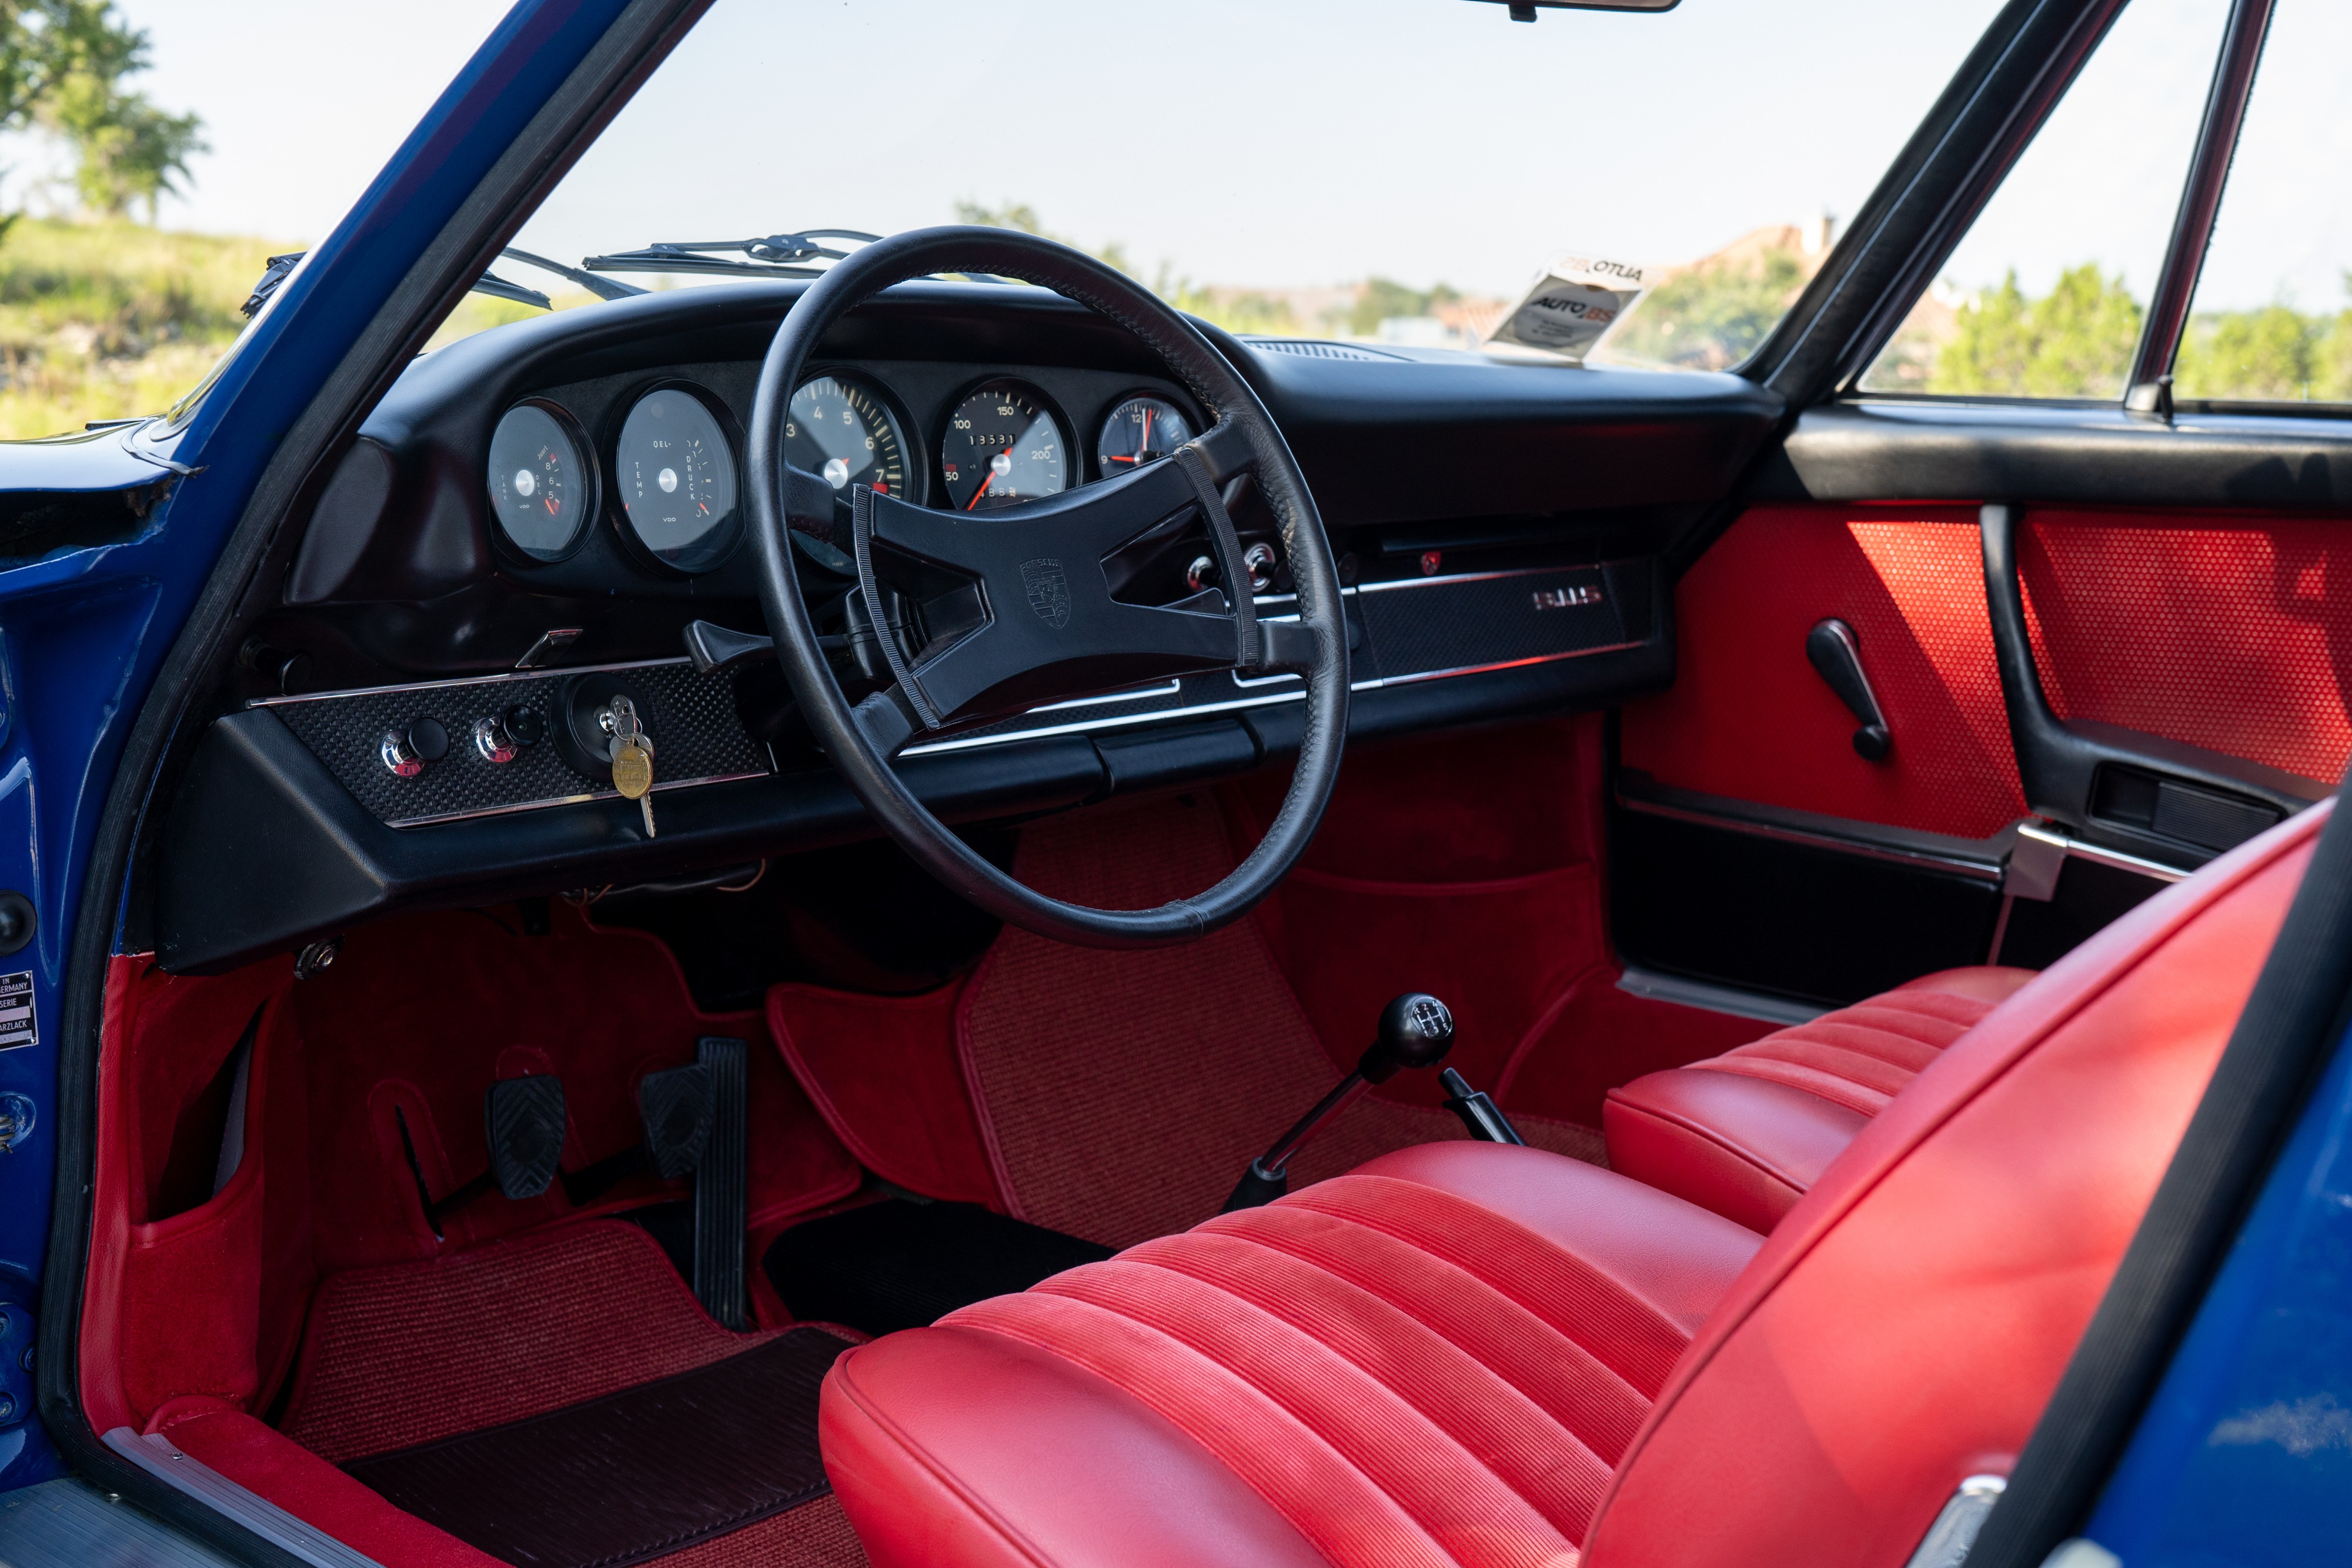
[1245, 338, 1405, 362]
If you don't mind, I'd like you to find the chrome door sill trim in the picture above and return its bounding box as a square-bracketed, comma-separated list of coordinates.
[103, 1427, 385, 1568]
[1616, 967, 1830, 1027]
[1615, 792, 2007, 883]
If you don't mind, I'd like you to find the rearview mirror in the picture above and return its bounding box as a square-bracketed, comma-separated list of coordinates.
[1468, 0, 1679, 16]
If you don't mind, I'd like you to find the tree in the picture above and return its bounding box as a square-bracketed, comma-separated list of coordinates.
[0, 2, 204, 224]
[1930, 263, 2141, 397]
[1604, 242, 1810, 372]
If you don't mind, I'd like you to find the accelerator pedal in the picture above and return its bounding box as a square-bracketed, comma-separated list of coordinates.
[693, 1037, 750, 1329]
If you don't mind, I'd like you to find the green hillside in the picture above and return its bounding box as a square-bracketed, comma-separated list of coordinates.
[0, 218, 292, 439]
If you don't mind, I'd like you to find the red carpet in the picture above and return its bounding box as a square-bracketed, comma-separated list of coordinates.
[956, 795, 1604, 1249]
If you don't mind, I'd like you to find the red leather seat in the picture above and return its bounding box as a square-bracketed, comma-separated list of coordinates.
[1604, 966, 2037, 1231]
[819, 805, 2320, 1568]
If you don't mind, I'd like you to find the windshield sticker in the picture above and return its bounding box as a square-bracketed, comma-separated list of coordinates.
[1488, 253, 1652, 362]
[0, 973, 32, 1052]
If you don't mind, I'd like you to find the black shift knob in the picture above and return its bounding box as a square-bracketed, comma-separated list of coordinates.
[1359, 993, 1456, 1084]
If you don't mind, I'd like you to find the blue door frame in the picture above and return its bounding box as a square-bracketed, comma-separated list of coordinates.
[0, 0, 633, 1489]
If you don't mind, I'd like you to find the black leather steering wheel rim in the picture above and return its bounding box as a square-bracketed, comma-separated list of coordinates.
[745, 226, 1349, 948]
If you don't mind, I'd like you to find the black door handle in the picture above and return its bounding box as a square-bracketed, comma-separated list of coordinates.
[1807, 618, 1892, 762]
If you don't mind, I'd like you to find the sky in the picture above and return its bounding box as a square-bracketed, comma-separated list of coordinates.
[32, 0, 2351, 312]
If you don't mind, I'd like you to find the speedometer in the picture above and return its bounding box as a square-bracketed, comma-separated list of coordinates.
[941, 380, 1066, 511]
[788, 373, 911, 499]
[613, 383, 740, 573]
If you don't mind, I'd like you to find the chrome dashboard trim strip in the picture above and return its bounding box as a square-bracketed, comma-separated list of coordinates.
[905, 643, 1639, 759]
[103, 1427, 385, 1568]
[380, 767, 772, 830]
[252, 655, 696, 707]
[1027, 678, 1184, 713]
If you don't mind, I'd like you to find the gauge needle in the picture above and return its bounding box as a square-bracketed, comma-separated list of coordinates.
[965, 470, 994, 510]
[1141, 406, 1153, 456]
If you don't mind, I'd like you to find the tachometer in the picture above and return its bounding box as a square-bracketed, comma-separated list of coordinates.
[613, 383, 740, 573]
[941, 380, 1065, 511]
[788, 373, 910, 499]
[486, 400, 593, 561]
[1096, 394, 1192, 474]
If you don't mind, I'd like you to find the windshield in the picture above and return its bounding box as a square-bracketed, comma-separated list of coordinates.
[0, 0, 2013, 442]
[488, 0, 2004, 369]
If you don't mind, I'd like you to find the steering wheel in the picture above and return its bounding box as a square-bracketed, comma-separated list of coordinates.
[744, 227, 1349, 948]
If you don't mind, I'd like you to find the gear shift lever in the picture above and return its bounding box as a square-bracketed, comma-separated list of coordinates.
[1223, 993, 1459, 1212]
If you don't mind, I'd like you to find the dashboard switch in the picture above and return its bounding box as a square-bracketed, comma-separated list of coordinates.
[505, 704, 547, 746]
[381, 730, 424, 777]
[475, 714, 520, 764]
[382, 717, 449, 778]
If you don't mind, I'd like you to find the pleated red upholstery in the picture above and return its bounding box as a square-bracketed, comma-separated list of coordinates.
[821, 1144, 1762, 1568]
[817, 805, 2320, 1568]
[1605, 966, 2035, 1229]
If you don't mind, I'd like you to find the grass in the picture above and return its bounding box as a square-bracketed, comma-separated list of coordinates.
[0, 218, 291, 439]
[0, 219, 600, 440]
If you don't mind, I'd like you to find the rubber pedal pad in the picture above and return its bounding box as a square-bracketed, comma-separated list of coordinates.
[638, 1063, 714, 1181]
[485, 1075, 567, 1200]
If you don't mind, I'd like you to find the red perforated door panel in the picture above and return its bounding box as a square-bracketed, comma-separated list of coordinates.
[1621, 504, 2025, 840]
[2020, 509, 2352, 788]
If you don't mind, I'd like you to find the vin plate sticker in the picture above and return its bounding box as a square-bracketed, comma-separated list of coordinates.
[0, 972, 32, 1051]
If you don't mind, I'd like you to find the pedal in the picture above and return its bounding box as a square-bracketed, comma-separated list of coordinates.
[638, 1062, 713, 1179]
[691, 1037, 749, 1329]
[485, 1075, 567, 1199]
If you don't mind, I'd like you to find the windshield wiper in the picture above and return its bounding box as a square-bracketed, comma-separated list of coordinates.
[501, 246, 646, 302]
[583, 229, 883, 281]
[240, 250, 560, 319]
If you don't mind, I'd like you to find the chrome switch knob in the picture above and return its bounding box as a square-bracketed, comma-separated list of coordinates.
[475, 714, 519, 764]
[380, 717, 448, 778]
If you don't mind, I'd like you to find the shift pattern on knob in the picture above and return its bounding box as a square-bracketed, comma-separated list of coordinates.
[1361, 991, 1456, 1083]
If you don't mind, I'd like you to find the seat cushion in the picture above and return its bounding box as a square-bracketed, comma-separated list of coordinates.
[1603, 965, 2036, 1230]
[820, 1141, 1764, 1568]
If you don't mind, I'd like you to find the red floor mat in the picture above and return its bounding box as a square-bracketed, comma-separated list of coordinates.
[281, 1221, 810, 1464]
[956, 796, 1603, 1249]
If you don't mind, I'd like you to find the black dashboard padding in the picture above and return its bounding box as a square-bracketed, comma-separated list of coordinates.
[284, 439, 398, 604]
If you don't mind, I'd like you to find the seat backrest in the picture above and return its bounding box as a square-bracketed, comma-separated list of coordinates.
[1586, 803, 2327, 1568]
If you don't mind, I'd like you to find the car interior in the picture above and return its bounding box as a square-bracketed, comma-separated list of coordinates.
[38, 3, 2352, 1567]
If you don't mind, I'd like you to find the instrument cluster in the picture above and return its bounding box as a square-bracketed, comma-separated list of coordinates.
[483, 367, 1204, 576]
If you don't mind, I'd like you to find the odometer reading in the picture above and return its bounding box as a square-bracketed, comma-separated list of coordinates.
[787, 373, 908, 499]
[941, 380, 1065, 511]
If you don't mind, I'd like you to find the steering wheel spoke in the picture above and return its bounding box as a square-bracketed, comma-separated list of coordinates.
[848, 684, 920, 761]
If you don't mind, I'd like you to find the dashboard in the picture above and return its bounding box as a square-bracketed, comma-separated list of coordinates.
[145, 279, 1785, 972]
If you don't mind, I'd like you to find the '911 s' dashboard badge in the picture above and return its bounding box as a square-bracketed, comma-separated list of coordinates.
[1532, 584, 1603, 611]
[1021, 558, 1071, 629]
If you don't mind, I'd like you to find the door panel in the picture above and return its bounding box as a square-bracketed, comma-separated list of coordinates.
[1621, 503, 2023, 839]
[2020, 509, 2352, 787]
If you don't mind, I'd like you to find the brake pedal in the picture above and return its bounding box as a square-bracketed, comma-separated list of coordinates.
[638, 1062, 714, 1179]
